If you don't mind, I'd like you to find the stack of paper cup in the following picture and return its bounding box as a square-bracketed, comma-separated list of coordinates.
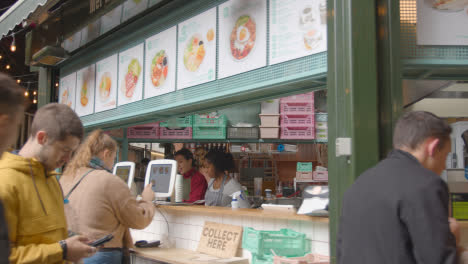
[174, 174, 184, 203]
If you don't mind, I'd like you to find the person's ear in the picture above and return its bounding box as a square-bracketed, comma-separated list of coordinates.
[36, 131, 48, 146]
[103, 149, 111, 159]
[426, 137, 440, 157]
[0, 114, 8, 127]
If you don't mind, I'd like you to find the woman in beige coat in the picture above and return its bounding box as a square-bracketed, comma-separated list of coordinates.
[60, 130, 155, 264]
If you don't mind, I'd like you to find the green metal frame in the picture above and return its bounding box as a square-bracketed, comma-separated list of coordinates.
[377, 0, 403, 158]
[58, 0, 327, 131]
[327, 0, 380, 262]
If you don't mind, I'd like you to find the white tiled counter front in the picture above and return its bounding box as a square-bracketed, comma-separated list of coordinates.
[130, 205, 329, 263]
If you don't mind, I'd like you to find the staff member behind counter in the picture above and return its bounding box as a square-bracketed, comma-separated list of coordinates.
[174, 148, 207, 203]
[204, 149, 250, 208]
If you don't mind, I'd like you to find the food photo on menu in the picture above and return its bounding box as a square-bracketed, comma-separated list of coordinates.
[144, 26, 177, 98]
[151, 50, 168, 87]
[99, 72, 112, 103]
[122, 58, 141, 99]
[230, 15, 256, 61]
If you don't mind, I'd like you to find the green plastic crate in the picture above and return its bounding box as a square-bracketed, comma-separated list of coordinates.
[194, 114, 227, 127]
[252, 254, 273, 264]
[160, 116, 193, 127]
[242, 227, 309, 259]
[297, 162, 313, 172]
[315, 113, 328, 122]
[193, 126, 227, 139]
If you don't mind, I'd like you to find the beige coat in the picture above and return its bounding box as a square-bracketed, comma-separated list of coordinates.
[60, 168, 155, 249]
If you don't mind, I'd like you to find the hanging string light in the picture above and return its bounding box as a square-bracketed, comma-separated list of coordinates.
[16, 79, 20, 84]
[0, 55, 2, 59]
[33, 98, 37, 104]
[33, 91, 37, 96]
[5, 65, 10, 70]
[24, 82, 30, 97]
[10, 34, 16, 52]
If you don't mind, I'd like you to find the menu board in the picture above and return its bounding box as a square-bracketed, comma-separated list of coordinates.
[269, 0, 327, 65]
[145, 26, 177, 99]
[218, 0, 267, 79]
[75, 65, 96, 117]
[63, 31, 82, 52]
[417, 0, 468, 45]
[80, 20, 101, 46]
[100, 5, 123, 34]
[95, 55, 118, 112]
[118, 44, 144, 106]
[177, 8, 217, 90]
[59, 73, 77, 110]
[122, 0, 149, 22]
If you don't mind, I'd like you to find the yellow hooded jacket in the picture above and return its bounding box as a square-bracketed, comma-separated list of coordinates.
[0, 152, 66, 264]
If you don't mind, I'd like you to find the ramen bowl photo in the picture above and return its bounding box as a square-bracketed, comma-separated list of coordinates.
[184, 34, 205, 72]
[230, 15, 256, 61]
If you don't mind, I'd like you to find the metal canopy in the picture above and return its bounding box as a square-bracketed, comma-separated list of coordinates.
[0, 0, 48, 37]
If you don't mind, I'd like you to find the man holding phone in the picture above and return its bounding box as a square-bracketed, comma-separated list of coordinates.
[0, 103, 96, 263]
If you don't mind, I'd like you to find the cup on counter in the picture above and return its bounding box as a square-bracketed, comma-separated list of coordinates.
[265, 189, 272, 199]
[254, 177, 263, 197]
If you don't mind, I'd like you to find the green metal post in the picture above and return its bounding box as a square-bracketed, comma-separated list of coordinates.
[377, 0, 403, 158]
[37, 67, 52, 107]
[122, 128, 129, 161]
[327, 0, 380, 262]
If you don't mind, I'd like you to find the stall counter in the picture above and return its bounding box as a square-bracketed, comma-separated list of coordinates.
[131, 247, 249, 264]
[157, 205, 329, 222]
[130, 204, 331, 263]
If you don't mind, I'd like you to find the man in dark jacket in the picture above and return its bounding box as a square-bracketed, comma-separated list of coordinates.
[337, 111, 459, 264]
[0, 73, 25, 264]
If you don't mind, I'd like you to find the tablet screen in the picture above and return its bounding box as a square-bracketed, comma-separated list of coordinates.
[115, 165, 131, 183]
[148, 164, 173, 193]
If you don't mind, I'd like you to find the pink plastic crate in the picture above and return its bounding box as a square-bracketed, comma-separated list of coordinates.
[281, 126, 315, 139]
[280, 102, 315, 114]
[280, 92, 315, 103]
[313, 171, 328, 181]
[296, 171, 313, 181]
[281, 114, 315, 127]
[273, 253, 329, 264]
[159, 127, 192, 139]
[127, 123, 159, 139]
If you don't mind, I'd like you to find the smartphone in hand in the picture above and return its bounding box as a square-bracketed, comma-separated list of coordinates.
[89, 234, 114, 247]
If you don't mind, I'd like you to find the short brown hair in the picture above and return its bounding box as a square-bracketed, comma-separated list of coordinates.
[393, 111, 452, 150]
[31, 103, 84, 142]
[0, 73, 25, 114]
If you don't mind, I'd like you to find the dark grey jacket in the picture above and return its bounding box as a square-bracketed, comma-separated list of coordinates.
[337, 150, 457, 264]
[0, 200, 9, 264]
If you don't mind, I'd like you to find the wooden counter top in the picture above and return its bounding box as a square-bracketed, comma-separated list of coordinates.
[131, 247, 249, 264]
[157, 205, 329, 223]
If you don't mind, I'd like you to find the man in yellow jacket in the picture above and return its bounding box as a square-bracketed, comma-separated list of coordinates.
[0, 103, 97, 263]
[0, 73, 25, 264]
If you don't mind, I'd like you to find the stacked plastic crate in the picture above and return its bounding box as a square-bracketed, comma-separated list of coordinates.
[280, 92, 315, 139]
[296, 162, 313, 181]
[159, 116, 193, 139]
[127, 122, 160, 139]
[193, 114, 227, 140]
[259, 99, 280, 138]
